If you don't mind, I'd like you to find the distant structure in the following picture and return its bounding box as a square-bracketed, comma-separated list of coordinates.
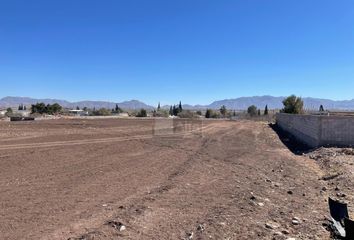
[0, 109, 7, 116]
[68, 109, 88, 116]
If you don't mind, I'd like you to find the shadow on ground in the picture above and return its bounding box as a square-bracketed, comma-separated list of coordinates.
[270, 123, 313, 155]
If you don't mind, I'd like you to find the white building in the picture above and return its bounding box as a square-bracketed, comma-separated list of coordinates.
[0, 109, 7, 116]
[68, 109, 88, 116]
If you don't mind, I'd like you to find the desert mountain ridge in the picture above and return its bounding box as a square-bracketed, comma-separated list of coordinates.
[1, 96, 354, 110]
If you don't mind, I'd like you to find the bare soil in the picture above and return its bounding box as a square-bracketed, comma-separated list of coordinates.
[0, 118, 333, 239]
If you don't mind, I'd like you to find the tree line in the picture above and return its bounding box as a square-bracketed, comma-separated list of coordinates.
[7, 95, 322, 118]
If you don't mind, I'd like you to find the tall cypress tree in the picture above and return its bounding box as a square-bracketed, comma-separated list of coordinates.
[173, 105, 178, 116]
[157, 102, 161, 111]
[178, 101, 182, 112]
[169, 106, 173, 116]
[264, 105, 269, 115]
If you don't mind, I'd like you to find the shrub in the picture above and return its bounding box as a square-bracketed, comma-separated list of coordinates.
[177, 110, 197, 119]
[247, 105, 258, 117]
[153, 109, 169, 117]
[136, 109, 147, 117]
[205, 109, 220, 119]
[92, 108, 112, 116]
[220, 105, 227, 117]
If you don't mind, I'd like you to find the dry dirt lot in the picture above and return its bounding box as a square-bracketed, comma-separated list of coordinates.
[0, 118, 334, 239]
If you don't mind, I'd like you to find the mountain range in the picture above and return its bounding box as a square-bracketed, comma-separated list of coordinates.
[1, 96, 354, 110]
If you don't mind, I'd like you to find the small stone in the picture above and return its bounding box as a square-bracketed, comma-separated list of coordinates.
[322, 187, 327, 191]
[197, 224, 205, 232]
[337, 192, 346, 197]
[187, 232, 194, 239]
[119, 225, 126, 232]
[282, 229, 290, 235]
[287, 190, 293, 195]
[258, 202, 265, 207]
[265, 222, 280, 230]
[292, 220, 300, 225]
[265, 223, 274, 230]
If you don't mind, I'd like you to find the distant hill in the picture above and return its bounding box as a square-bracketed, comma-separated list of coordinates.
[204, 96, 354, 110]
[2, 96, 354, 110]
[0, 97, 154, 110]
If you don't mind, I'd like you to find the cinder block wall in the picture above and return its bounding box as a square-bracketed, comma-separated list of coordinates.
[276, 113, 321, 147]
[321, 116, 354, 147]
[276, 113, 354, 147]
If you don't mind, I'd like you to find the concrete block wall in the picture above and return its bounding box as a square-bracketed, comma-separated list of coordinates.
[276, 113, 354, 147]
[276, 113, 321, 147]
[321, 116, 354, 147]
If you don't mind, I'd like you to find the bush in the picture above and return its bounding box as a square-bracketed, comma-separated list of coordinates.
[247, 105, 258, 117]
[153, 109, 169, 117]
[205, 109, 213, 118]
[136, 109, 147, 117]
[205, 109, 220, 119]
[281, 95, 304, 114]
[177, 110, 197, 119]
[92, 108, 112, 116]
[220, 105, 227, 117]
[5, 108, 13, 117]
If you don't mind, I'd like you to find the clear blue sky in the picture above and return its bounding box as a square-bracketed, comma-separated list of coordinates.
[1, 0, 353, 105]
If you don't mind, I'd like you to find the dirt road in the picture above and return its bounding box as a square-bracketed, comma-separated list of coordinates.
[0, 119, 330, 239]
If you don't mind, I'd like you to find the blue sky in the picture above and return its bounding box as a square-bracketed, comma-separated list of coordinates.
[1, 0, 353, 105]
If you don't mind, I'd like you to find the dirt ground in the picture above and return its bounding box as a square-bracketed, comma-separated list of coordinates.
[0, 118, 335, 239]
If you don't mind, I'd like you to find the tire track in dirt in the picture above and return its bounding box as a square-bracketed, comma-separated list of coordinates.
[66, 125, 221, 240]
[0, 125, 215, 151]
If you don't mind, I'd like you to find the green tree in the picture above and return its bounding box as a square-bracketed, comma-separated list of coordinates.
[281, 95, 304, 114]
[264, 105, 269, 115]
[157, 102, 161, 111]
[47, 103, 62, 115]
[5, 108, 13, 117]
[178, 101, 183, 112]
[247, 105, 258, 117]
[319, 105, 325, 112]
[258, 109, 261, 116]
[205, 109, 213, 119]
[31, 103, 47, 114]
[220, 105, 227, 117]
[169, 106, 173, 116]
[76, 106, 80, 110]
[136, 109, 147, 117]
[113, 104, 123, 113]
[173, 105, 178, 116]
